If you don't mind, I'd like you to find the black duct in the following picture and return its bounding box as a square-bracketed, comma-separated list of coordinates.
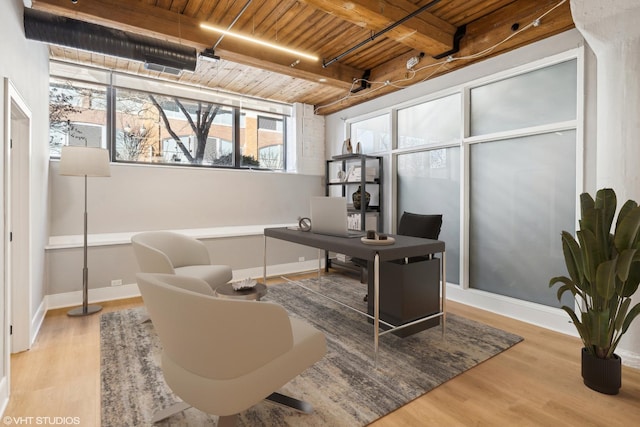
[24, 8, 197, 73]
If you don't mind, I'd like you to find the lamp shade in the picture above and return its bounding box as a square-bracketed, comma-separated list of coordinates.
[59, 146, 111, 177]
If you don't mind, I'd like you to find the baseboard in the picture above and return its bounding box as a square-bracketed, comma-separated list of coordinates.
[447, 284, 640, 368]
[446, 283, 579, 337]
[0, 377, 7, 418]
[31, 299, 47, 347]
[617, 349, 640, 370]
[45, 260, 323, 311]
[46, 283, 143, 311]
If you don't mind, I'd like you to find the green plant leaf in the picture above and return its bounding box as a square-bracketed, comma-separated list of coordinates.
[615, 299, 631, 332]
[549, 275, 573, 288]
[616, 199, 638, 235]
[555, 283, 577, 301]
[619, 262, 640, 297]
[614, 206, 640, 251]
[621, 302, 640, 335]
[578, 230, 599, 286]
[587, 309, 611, 349]
[580, 192, 595, 229]
[562, 306, 589, 348]
[560, 231, 583, 286]
[595, 188, 617, 249]
[596, 259, 617, 301]
[616, 249, 636, 282]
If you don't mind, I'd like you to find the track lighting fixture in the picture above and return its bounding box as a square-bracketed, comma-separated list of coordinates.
[200, 23, 318, 61]
[199, 47, 220, 63]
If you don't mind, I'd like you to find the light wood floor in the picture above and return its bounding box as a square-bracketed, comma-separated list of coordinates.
[4, 272, 640, 426]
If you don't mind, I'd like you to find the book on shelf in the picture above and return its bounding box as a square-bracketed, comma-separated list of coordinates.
[336, 253, 352, 263]
[349, 167, 376, 181]
[347, 212, 378, 231]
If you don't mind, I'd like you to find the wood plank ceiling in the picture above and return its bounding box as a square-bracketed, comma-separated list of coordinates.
[30, 0, 575, 115]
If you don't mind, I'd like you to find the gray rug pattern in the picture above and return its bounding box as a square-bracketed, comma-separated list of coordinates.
[101, 274, 523, 426]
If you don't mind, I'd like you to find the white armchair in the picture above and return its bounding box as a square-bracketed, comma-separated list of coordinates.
[136, 273, 327, 426]
[131, 231, 232, 290]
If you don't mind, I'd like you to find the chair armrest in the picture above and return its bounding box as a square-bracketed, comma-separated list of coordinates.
[132, 241, 176, 274]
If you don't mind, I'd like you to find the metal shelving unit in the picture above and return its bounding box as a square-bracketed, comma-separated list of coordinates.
[325, 153, 383, 272]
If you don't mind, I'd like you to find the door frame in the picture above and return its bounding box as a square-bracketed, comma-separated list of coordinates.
[5, 78, 32, 356]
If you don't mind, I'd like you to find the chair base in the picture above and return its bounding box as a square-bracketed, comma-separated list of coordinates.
[266, 392, 313, 414]
[151, 401, 191, 423]
[151, 392, 312, 424]
[151, 402, 237, 426]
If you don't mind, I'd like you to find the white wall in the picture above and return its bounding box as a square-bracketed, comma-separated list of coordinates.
[1, 0, 50, 341]
[49, 162, 324, 235]
[46, 161, 325, 297]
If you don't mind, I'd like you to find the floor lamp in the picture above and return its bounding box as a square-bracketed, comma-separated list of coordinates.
[59, 146, 111, 316]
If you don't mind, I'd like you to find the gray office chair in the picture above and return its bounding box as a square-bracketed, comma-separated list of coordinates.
[131, 231, 232, 291]
[137, 273, 327, 426]
[361, 212, 443, 300]
[397, 211, 443, 240]
[397, 212, 443, 262]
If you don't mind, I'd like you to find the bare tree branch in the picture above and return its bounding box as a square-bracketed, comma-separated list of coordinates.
[148, 94, 194, 163]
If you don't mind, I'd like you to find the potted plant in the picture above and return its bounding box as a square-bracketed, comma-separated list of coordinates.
[549, 188, 640, 394]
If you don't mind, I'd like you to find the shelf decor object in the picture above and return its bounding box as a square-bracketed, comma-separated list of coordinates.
[325, 154, 383, 274]
[59, 145, 111, 317]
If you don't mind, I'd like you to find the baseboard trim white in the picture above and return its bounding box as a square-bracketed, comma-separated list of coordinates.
[447, 284, 640, 368]
[447, 283, 578, 337]
[0, 377, 8, 418]
[30, 299, 47, 348]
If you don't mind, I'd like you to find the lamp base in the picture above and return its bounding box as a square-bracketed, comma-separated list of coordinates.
[67, 304, 103, 317]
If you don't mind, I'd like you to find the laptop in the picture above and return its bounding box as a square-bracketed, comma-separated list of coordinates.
[310, 196, 364, 238]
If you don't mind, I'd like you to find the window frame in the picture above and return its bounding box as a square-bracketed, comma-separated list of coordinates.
[48, 62, 290, 171]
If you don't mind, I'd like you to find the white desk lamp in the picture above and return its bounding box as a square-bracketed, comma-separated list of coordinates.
[59, 146, 111, 316]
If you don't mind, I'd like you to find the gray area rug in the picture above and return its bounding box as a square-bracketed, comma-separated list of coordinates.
[101, 274, 523, 426]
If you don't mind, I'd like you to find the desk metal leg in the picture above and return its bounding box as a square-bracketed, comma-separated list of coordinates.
[374, 253, 380, 367]
[263, 235, 267, 285]
[441, 250, 447, 337]
[318, 249, 322, 280]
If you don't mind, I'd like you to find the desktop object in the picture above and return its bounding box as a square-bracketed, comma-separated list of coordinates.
[309, 196, 363, 237]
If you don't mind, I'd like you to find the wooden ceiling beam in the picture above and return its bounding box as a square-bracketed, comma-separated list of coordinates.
[314, 0, 574, 115]
[30, 0, 362, 90]
[298, 0, 456, 56]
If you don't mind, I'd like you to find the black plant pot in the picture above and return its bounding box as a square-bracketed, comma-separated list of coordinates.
[581, 347, 621, 395]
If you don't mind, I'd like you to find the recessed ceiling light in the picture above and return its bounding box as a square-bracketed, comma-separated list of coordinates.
[318, 78, 327, 83]
[200, 23, 318, 62]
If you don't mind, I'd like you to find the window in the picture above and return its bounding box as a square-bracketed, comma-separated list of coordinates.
[467, 59, 578, 308]
[397, 147, 461, 284]
[470, 60, 577, 136]
[239, 111, 286, 169]
[390, 56, 579, 309]
[350, 114, 390, 153]
[49, 79, 108, 157]
[49, 75, 287, 170]
[115, 88, 237, 166]
[397, 94, 461, 149]
[468, 131, 576, 307]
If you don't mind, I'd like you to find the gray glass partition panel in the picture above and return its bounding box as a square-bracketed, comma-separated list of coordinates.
[469, 131, 576, 307]
[470, 59, 577, 136]
[397, 147, 461, 284]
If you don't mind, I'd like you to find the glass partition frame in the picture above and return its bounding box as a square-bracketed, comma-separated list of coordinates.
[356, 48, 585, 312]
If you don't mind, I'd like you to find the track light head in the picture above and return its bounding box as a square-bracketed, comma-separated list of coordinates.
[199, 48, 220, 63]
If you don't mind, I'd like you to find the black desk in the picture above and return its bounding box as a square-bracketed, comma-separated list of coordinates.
[263, 227, 446, 364]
